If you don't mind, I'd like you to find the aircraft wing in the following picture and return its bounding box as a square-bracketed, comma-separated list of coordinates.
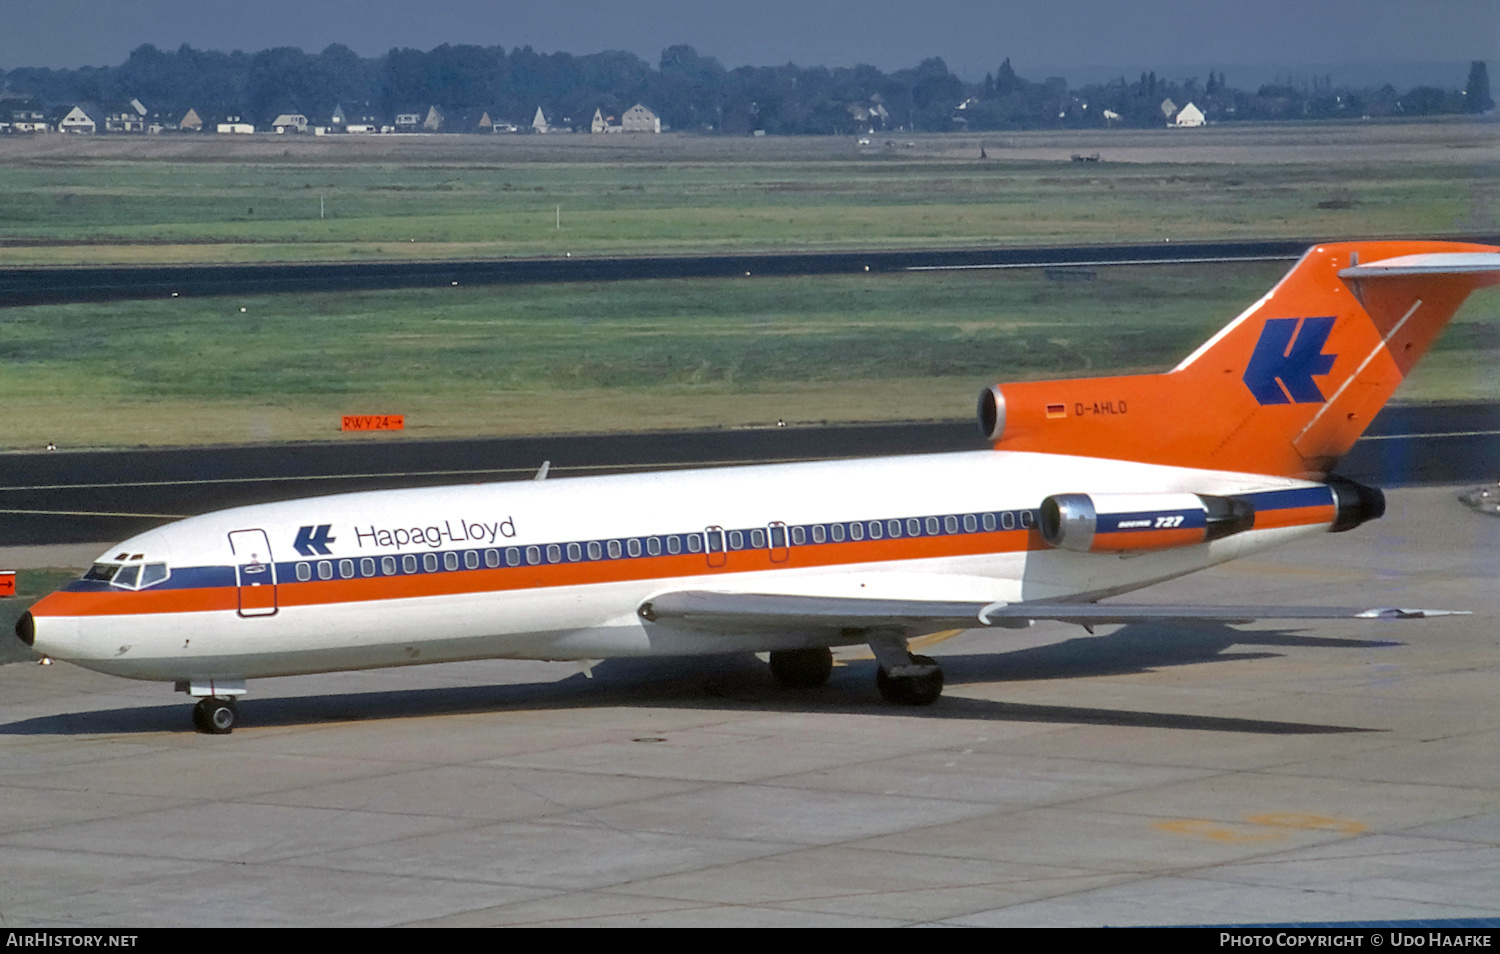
[637, 590, 1464, 631]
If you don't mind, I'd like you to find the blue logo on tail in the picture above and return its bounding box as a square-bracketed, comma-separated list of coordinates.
[1243, 316, 1337, 405]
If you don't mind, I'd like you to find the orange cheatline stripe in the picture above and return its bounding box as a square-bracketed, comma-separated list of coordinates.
[36, 530, 1043, 617]
[1092, 527, 1208, 551]
[1252, 504, 1336, 530]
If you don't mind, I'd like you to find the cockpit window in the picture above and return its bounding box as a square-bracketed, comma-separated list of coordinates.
[84, 563, 120, 582]
[84, 559, 169, 589]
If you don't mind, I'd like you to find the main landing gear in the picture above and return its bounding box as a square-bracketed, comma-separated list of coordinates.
[768, 647, 834, 688]
[191, 697, 238, 735]
[766, 637, 945, 706]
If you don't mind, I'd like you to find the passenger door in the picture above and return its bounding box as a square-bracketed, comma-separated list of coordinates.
[228, 529, 278, 618]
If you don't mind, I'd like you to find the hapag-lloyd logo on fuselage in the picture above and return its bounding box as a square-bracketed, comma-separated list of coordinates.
[354, 518, 517, 549]
[1242, 316, 1338, 405]
[292, 518, 518, 555]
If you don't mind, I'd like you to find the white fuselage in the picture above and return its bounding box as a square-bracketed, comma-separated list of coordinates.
[28, 449, 1326, 685]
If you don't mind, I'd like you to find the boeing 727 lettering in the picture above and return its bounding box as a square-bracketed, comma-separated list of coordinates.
[17, 241, 1500, 732]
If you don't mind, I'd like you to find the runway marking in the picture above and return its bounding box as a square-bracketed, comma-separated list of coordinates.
[1156, 813, 1366, 843]
[907, 254, 1297, 272]
[837, 629, 967, 661]
[1361, 429, 1500, 440]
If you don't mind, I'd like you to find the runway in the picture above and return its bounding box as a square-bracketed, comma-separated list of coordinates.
[0, 484, 1496, 926]
[1, 401, 1497, 546]
[0, 238, 1416, 307]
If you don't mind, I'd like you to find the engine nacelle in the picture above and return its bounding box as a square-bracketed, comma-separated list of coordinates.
[1039, 492, 1255, 553]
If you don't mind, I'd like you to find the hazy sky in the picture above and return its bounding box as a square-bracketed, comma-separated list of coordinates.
[4, 0, 1497, 84]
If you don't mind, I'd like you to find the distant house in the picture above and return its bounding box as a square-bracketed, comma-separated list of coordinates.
[8, 107, 49, 133]
[848, 97, 889, 131]
[179, 108, 203, 132]
[271, 113, 308, 133]
[422, 106, 443, 132]
[103, 99, 147, 133]
[217, 115, 254, 134]
[394, 111, 423, 132]
[56, 104, 99, 133]
[532, 106, 550, 133]
[1159, 98, 1178, 122]
[591, 108, 623, 133]
[1173, 102, 1206, 127]
[620, 104, 660, 133]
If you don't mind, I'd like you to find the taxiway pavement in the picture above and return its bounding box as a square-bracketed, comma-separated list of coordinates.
[1, 484, 1496, 926]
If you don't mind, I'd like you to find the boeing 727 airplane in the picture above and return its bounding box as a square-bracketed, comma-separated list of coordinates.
[17, 241, 1500, 732]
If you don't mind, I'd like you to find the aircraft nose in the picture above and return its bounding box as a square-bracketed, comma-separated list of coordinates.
[15, 611, 34, 647]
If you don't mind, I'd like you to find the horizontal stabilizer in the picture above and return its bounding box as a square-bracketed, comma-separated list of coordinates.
[638, 590, 1464, 632]
[1339, 252, 1500, 279]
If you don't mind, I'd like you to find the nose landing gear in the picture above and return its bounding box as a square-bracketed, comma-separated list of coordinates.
[191, 697, 238, 734]
[875, 654, 944, 706]
[868, 631, 944, 706]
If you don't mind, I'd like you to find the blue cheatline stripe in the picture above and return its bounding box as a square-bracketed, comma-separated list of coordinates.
[63, 507, 1043, 594]
[1238, 486, 1334, 510]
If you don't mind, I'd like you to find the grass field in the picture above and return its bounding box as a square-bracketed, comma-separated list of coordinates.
[2, 262, 1497, 450]
[0, 121, 1495, 450]
[0, 121, 1494, 265]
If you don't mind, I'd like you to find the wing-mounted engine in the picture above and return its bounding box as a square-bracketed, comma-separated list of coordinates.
[1039, 492, 1254, 553]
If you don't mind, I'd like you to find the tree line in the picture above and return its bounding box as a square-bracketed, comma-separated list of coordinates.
[1, 43, 1492, 133]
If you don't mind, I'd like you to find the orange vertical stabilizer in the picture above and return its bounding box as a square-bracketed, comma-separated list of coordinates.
[979, 241, 1500, 479]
